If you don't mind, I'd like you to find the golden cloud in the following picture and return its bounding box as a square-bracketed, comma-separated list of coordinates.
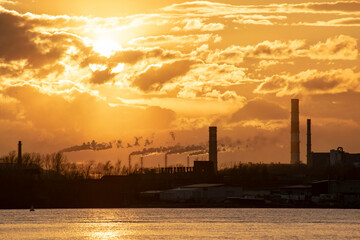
[309, 35, 358, 60]
[132, 60, 197, 92]
[255, 68, 360, 96]
[129, 34, 220, 47]
[230, 98, 288, 122]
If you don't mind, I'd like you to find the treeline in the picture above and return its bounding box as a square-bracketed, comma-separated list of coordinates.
[0, 151, 136, 179]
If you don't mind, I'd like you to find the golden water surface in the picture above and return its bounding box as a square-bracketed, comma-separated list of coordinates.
[1, 208, 360, 239]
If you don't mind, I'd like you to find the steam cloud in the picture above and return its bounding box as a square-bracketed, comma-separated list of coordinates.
[59, 134, 263, 158]
[188, 150, 207, 156]
[144, 138, 154, 146]
[129, 144, 207, 157]
[134, 136, 142, 147]
[116, 140, 123, 148]
[60, 135, 156, 152]
[60, 140, 112, 153]
[169, 131, 176, 141]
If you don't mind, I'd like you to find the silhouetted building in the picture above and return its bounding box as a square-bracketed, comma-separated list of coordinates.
[312, 180, 360, 207]
[311, 147, 360, 168]
[276, 184, 312, 202]
[291, 99, 300, 164]
[311, 152, 330, 168]
[139, 190, 162, 201]
[330, 147, 360, 166]
[209, 126, 218, 173]
[193, 160, 214, 174]
[307, 119, 360, 168]
[160, 183, 242, 203]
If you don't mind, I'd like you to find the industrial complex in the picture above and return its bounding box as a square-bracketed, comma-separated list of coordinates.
[2, 98, 360, 208]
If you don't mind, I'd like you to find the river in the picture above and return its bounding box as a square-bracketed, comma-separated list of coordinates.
[1, 208, 360, 239]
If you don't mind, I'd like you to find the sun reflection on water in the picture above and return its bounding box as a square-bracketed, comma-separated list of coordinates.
[82, 210, 138, 239]
[1, 209, 360, 240]
[90, 230, 118, 239]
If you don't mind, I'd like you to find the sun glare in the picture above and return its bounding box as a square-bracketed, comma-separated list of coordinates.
[92, 38, 121, 57]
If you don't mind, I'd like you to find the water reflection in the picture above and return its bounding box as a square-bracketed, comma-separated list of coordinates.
[82, 210, 137, 239]
[1, 209, 360, 239]
[90, 230, 119, 239]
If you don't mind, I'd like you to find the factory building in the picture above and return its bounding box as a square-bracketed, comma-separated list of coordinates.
[193, 126, 218, 175]
[307, 119, 360, 168]
[310, 148, 360, 168]
[287, 100, 360, 168]
[128, 126, 218, 175]
[159, 183, 242, 203]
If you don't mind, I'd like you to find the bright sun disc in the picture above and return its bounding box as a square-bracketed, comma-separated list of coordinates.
[92, 39, 121, 57]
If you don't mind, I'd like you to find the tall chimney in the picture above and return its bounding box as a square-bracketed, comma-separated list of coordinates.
[291, 99, 300, 164]
[209, 126, 218, 173]
[187, 155, 190, 167]
[18, 141, 22, 166]
[128, 155, 131, 173]
[140, 156, 144, 171]
[307, 119, 312, 167]
[165, 153, 168, 168]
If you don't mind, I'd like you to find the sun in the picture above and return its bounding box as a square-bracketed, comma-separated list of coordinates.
[92, 38, 122, 57]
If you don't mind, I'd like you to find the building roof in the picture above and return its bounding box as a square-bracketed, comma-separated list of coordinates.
[279, 185, 312, 189]
[140, 190, 163, 194]
[182, 183, 224, 188]
[312, 180, 332, 184]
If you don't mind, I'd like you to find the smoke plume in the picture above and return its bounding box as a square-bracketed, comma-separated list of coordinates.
[169, 131, 176, 141]
[60, 140, 113, 153]
[134, 136, 142, 147]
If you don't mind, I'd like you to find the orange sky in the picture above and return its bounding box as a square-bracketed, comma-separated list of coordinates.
[1, 0, 360, 167]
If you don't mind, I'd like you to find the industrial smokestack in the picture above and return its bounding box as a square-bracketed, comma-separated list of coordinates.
[187, 155, 190, 167]
[209, 126, 218, 173]
[18, 141, 22, 166]
[307, 119, 312, 167]
[291, 99, 300, 164]
[128, 155, 131, 173]
[140, 156, 144, 173]
[165, 153, 168, 168]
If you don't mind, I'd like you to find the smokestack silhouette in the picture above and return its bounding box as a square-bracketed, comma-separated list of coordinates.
[291, 99, 300, 164]
[128, 155, 131, 174]
[18, 141, 22, 166]
[169, 132, 175, 141]
[140, 156, 144, 171]
[307, 119, 312, 167]
[165, 153, 168, 168]
[209, 126, 217, 173]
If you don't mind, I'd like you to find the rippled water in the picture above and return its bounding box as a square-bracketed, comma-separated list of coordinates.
[1, 208, 360, 239]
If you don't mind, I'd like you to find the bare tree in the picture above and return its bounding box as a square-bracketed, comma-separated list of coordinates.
[51, 152, 67, 174]
[43, 154, 51, 170]
[2, 151, 16, 166]
[103, 160, 114, 175]
[84, 160, 94, 179]
[114, 159, 121, 175]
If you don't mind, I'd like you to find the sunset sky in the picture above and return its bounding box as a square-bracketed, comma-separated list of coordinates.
[1, 0, 360, 167]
